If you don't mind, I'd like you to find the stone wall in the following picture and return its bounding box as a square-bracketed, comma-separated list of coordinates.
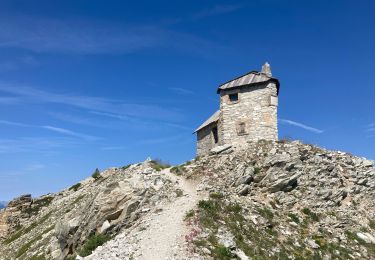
[196, 123, 220, 156]
[219, 82, 278, 146]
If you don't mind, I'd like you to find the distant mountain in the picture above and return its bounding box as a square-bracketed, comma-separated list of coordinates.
[0, 201, 7, 209]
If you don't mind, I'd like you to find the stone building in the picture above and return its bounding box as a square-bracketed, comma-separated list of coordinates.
[194, 63, 280, 155]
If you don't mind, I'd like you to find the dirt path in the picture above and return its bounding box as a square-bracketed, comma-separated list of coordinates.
[86, 168, 202, 260]
[136, 168, 200, 260]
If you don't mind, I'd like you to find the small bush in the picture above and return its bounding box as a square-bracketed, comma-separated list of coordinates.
[288, 213, 300, 224]
[225, 203, 242, 214]
[121, 164, 131, 170]
[209, 192, 224, 200]
[212, 245, 232, 259]
[170, 166, 186, 176]
[150, 159, 170, 171]
[198, 200, 217, 211]
[369, 219, 375, 230]
[254, 167, 261, 175]
[185, 209, 195, 220]
[302, 207, 319, 222]
[175, 189, 184, 197]
[23, 196, 54, 215]
[258, 207, 274, 220]
[30, 254, 46, 260]
[79, 234, 111, 257]
[92, 168, 101, 180]
[69, 183, 81, 192]
[15, 234, 42, 258]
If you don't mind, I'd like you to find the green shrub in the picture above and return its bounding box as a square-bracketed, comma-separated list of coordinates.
[254, 167, 261, 175]
[23, 196, 54, 215]
[121, 164, 131, 170]
[302, 207, 319, 222]
[212, 245, 232, 259]
[185, 209, 195, 220]
[198, 200, 217, 211]
[170, 166, 186, 176]
[258, 207, 274, 220]
[369, 219, 375, 230]
[175, 189, 184, 197]
[79, 234, 111, 257]
[288, 213, 300, 224]
[30, 254, 46, 260]
[15, 234, 42, 258]
[92, 168, 101, 180]
[4, 212, 52, 244]
[209, 192, 224, 200]
[150, 159, 170, 171]
[69, 183, 81, 191]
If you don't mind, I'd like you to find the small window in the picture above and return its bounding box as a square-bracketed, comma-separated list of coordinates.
[212, 126, 218, 143]
[229, 93, 238, 102]
[238, 122, 246, 135]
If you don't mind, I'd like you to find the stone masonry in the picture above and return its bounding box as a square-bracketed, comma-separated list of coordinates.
[195, 63, 280, 155]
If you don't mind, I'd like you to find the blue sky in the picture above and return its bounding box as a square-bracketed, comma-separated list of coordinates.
[0, 0, 374, 201]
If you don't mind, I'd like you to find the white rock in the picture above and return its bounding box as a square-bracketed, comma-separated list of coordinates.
[356, 232, 375, 244]
[100, 220, 111, 233]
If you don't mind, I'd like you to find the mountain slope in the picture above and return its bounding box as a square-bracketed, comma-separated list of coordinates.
[0, 140, 374, 260]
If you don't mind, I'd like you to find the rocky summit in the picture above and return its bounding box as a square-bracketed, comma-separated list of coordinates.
[0, 140, 374, 260]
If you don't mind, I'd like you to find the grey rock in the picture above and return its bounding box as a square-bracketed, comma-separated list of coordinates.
[357, 232, 375, 244]
[268, 173, 301, 193]
[235, 175, 253, 186]
[210, 144, 232, 155]
[264, 153, 291, 166]
[238, 185, 250, 196]
[306, 239, 320, 249]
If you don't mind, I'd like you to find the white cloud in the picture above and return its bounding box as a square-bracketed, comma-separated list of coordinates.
[0, 15, 222, 55]
[280, 119, 324, 134]
[168, 87, 195, 95]
[0, 119, 99, 141]
[0, 83, 184, 122]
[42, 126, 99, 141]
[0, 137, 79, 154]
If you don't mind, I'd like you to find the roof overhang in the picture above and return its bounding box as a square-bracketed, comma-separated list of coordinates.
[216, 71, 280, 95]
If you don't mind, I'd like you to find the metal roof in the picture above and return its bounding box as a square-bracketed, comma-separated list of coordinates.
[217, 71, 280, 94]
[194, 110, 220, 133]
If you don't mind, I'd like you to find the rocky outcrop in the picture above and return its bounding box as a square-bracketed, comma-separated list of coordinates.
[0, 161, 182, 260]
[182, 140, 375, 259]
[0, 140, 374, 260]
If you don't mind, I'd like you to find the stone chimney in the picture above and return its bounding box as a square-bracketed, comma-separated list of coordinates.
[261, 62, 272, 77]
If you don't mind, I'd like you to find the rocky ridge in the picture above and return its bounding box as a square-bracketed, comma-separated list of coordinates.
[0, 160, 184, 260]
[180, 140, 375, 259]
[0, 140, 374, 260]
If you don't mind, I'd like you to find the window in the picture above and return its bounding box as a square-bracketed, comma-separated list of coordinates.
[229, 93, 238, 102]
[212, 126, 218, 144]
[237, 122, 247, 135]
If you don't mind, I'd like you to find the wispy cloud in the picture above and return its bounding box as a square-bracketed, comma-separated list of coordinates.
[168, 87, 195, 95]
[42, 126, 98, 141]
[0, 97, 20, 105]
[280, 119, 324, 134]
[0, 137, 79, 154]
[101, 146, 127, 151]
[0, 55, 38, 71]
[0, 83, 184, 122]
[0, 120, 31, 127]
[0, 15, 223, 55]
[0, 119, 98, 141]
[139, 134, 188, 145]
